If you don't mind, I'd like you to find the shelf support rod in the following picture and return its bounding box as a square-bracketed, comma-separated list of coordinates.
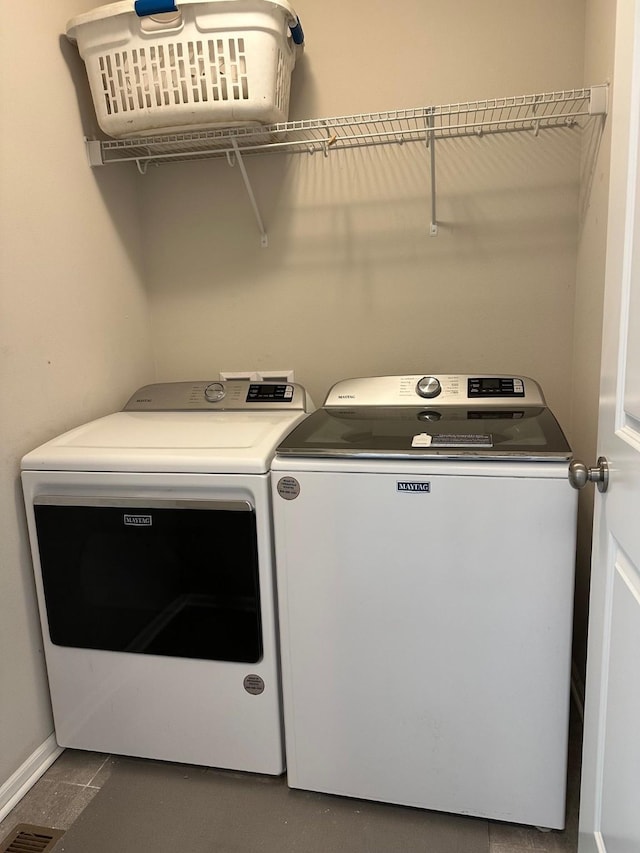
[427, 113, 438, 235]
[230, 138, 268, 248]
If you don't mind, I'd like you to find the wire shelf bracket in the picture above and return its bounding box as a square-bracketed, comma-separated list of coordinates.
[229, 139, 268, 248]
[85, 84, 608, 243]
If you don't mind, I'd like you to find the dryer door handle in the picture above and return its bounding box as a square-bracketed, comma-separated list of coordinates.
[34, 495, 253, 512]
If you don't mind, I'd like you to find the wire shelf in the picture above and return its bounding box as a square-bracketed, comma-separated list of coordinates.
[88, 86, 607, 169]
[84, 85, 607, 244]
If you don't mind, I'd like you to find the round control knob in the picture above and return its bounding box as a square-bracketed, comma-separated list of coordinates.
[204, 382, 225, 403]
[416, 377, 442, 399]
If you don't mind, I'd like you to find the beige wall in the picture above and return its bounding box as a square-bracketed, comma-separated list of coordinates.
[0, 1, 155, 790]
[144, 0, 587, 428]
[571, 0, 617, 690]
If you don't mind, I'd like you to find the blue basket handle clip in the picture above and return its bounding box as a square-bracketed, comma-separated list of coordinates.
[289, 16, 304, 45]
[135, 0, 178, 16]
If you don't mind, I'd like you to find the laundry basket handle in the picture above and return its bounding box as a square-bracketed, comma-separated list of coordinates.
[134, 0, 304, 45]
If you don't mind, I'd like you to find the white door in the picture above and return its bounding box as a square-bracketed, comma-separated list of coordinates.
[578, 1, 640, 850]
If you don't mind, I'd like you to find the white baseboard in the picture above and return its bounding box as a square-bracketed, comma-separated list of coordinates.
[578, 830, 608, 853]
[0, 734, 63, 823]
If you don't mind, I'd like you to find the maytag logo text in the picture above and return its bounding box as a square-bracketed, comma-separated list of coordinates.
[397, 482, 431, 493]
[124, 514, 153, 526]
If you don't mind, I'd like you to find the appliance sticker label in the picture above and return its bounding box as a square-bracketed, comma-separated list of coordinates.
[431, 434, 493, 447]
[411, 433, 433, 447]
[124, 514, 153, 526]
[243, 674, 265, 695]
[397, 481, 431, 493]
[277, 476, 300, 500]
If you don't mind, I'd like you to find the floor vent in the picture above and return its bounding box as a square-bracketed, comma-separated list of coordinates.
[0, 824, 64, 853]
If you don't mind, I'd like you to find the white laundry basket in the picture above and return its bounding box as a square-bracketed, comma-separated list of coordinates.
[66, 0, 304, 138]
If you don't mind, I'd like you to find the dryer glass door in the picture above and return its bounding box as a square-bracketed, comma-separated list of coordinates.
[33, 497, 262, 663]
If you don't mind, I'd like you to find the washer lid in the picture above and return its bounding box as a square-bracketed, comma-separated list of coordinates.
[275, 405, 572, 462]
[21, 410, 309, 474]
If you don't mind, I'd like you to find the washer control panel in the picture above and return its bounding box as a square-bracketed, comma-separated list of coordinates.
[124, 381, 307, 411]
[324, 375, 545, 407]
[468, 377, 524, 397]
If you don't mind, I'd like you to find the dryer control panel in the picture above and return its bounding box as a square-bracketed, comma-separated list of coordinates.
[323, 375, 545, 407]
[124, 381, 308, 411]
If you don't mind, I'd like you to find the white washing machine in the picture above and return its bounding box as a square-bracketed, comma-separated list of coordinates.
[21, 379, 311, 775]
[271, 374, 578, 828]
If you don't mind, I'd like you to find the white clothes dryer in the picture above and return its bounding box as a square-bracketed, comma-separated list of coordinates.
[21, 380, 311, 775]
[271, 374, 577, 827]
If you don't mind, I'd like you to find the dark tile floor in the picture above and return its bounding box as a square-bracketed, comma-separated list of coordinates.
[0, 707, 582, 853]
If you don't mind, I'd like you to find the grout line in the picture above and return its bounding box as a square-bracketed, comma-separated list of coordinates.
[57, 781, 102, 791]
[85, 756, 113, 789]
